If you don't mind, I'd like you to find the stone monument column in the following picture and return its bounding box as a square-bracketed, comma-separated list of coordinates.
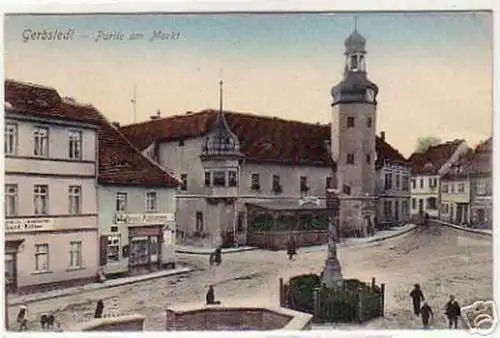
[322, 189, 344, 288]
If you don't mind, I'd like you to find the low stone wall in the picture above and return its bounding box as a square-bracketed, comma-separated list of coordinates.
[69, 314, 145, 331]
[165, 303, 313, 330]
[247, 230, 328, 250]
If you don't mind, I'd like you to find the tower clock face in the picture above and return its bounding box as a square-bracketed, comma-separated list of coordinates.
[366, 89, 375, 102]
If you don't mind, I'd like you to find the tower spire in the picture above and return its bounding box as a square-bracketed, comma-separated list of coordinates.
[219, 79, 224, 114]
[354, 15, 358, 31]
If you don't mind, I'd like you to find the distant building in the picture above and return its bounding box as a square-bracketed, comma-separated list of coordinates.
[4, 80, 101, 294]
[466, 138, 493, 229]
[119, 28, 410, 247]
[408, 140, 469, 218]
[440, 149, 474, 224]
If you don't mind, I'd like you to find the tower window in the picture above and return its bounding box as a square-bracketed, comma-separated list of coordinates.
[346, 153, 354, 165]
[367, 117, 372, 128]
[347, 117, 355, 128]
[350, 55, 358, 70]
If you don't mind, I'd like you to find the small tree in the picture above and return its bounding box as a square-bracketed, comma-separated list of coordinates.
[415, 136, 442, 153]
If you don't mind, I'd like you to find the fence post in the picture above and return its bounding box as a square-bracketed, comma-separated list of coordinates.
[380, 283, 386, 317]
[279, 278, 284, 306]
[313, 287, 320, 321]
[357, 291, 364, 323]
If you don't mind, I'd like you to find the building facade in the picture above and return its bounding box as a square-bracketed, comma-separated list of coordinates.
[89, 98, 180, 277]
[439, 149, 473, 225]
[467, 138, 493, 229]
[4, 80, 100, 293]
[409, 140, 469, 219]
[119, 29, 410, 247]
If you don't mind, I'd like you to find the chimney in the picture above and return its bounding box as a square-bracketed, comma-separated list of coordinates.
[380, 131, 385, 141]
[111, 121, 120, 128]
[150, 110, 161, 120]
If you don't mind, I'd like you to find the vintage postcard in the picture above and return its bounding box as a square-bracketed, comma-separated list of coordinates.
[2, 7, 495, 334]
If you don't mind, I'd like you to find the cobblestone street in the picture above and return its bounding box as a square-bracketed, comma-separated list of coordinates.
[8, 225, 492, 331]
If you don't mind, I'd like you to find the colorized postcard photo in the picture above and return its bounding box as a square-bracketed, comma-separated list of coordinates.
[2, 7, 495, 334]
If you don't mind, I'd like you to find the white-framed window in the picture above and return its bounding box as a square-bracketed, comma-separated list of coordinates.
[68, 130, 82, 160]
[69, 241, 83, 268]
[458, 183, 465, 193]
[213, 171, 226, 187]
[395, 174, 401, 189]
[145, 191, 157, 212]
[250, 173, 260, 190]
[35, 243, 49, 272]
[5, 123, 18, 155]
[411, 198, 416, 210]
[204, 172, 211, 187]
[195, 212, 204, 233]
[34, 185, 49, 215]
[107, 235, 121, 262]
[451, 184, 455, 193]
[5, 184, 18, 217]
[180, 173, 188, 191]
[228, 171, 238, 187]
[442, 184, 449, 193]
[68, 185, 81, 214]
[116, 192, 127, 212]
[33, 126, 49, 157]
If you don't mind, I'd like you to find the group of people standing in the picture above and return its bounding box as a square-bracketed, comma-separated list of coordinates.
[410, 284, 462, 329]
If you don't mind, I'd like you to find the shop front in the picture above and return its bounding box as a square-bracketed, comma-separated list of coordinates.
[4, 239, 24, 294]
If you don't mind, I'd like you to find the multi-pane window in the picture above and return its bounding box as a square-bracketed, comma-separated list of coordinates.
[5, 184, 18, 217]
[395, 174, 401, 189]
[35, 244, 49, 272]
[411, 198, 416, 209]
[195, 212, 204, 233]
[204, 172, 211, 187]
[326, 177, 332, 190]
[228, 171, 238, 187]
[69, 241, 83, 268]
[116, 192, 127, 212]
[107, 235, 121, 262]
[450, 184, 455, 193]
[347, 117, 355, 128]
[5, 123, 18, 155]
[402, 175, 409, 191]
[251, 173, 260, 190]
[300, 176, 309, 193]
[213, 171, 226, 187]
[411, 179, 416, 189]
[33, 127, 49, 157]
[145, 191, 157, 212]
[68, 186, 81, 214]
[68, 130, 82, 160]
[476, 180, 487, 196]
[383, 200, 392, 218]
[442, 184, 449, 193]
[384, 173, 393, 190]
[346, 153, 354, 165]
[458, 183, 465, 193]
[180, 173, 188, 191]
[34, 185, 49, 215]
[419, 178, 424, 189]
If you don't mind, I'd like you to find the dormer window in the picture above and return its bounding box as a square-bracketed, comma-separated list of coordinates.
[213, 171, 226, 187]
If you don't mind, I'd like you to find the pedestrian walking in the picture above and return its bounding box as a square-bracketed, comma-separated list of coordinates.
[209, 246, 222, 266]
[445, 295, 461, 329]
[410, 284, 425, 316]
[286, 236, 297, 260]
[94, 299, 104, 319]
[421, 301, 434, 329]
[16, 305, 28, 331]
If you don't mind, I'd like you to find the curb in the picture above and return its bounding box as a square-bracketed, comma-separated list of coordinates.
[435, 221, 492, 237]
[338, 225, 418, 248]
[175, 247, 258, 255]
[8, 267, 193, 307]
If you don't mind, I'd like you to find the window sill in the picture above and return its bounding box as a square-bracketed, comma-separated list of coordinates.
[31, 270, 53, 275]
[66, 267, 85, 272]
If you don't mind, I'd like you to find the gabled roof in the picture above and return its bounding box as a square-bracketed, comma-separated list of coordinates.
[120, 109, 408, 167]
[408, 139, 465, 175]
[5, 80, 179, 188]
[464, 137, 492, 176]
[441, 148, 474, 181]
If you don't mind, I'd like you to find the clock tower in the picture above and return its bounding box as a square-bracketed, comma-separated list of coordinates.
[330, 24, 378, 236]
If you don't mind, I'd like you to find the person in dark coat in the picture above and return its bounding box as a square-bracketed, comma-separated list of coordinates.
[209, 246, 222, 266]
[287, 237, 297, 260]
[410, 284, 425, 316]
[17, 305, 28, 331]
[420, 301, 434, 329]
[424, 213, 430, 228]
[94, 300, 104, 319]
[206, 285, 220, 305]
[445, 295, 461, 329]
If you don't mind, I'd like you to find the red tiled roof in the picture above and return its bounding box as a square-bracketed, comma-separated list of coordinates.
[119, 109, 408, 167]
[465, 137, 492, 176]
[5, 80, 179, 188]
[408, 139, 465, 175]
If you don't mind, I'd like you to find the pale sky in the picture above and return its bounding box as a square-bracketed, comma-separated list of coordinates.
[4, 12, 493, 156]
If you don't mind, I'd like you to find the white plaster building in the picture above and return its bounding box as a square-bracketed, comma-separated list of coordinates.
[4, 80, 100, 294]
[119, 27, 410, 248]
[409, 139, 469, 219]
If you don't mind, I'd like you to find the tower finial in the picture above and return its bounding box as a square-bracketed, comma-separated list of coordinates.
[219, 79, 224, 114]
[354, 15, 358, 31]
